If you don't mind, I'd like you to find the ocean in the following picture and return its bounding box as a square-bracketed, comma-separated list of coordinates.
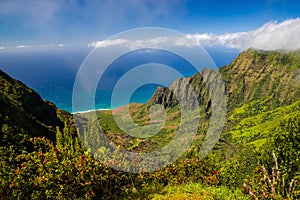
[0, 46, 239, 113]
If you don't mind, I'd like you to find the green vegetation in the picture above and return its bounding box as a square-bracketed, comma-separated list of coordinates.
[0, 69, 67, 145]
[1, 49, 300, 199]
[229, 99, 300, 147]
[126, 183, 251, 200]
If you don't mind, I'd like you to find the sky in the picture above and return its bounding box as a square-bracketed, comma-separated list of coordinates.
[1, 0, 300, 50]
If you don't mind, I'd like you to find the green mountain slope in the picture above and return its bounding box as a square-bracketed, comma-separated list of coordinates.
[93, 49, 300, 152]
[0, 69, 67, 146]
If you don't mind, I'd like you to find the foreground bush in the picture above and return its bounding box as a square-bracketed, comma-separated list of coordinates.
[0, 125, 219, 199]
[0, 137, 133, 199]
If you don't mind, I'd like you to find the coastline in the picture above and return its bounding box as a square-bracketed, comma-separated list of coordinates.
[71, 108, 111, 114]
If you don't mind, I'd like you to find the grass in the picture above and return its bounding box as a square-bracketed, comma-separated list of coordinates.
[123, 183, 251, 200]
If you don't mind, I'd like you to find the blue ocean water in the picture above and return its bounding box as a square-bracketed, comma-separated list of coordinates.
[0, 46, 239, 113]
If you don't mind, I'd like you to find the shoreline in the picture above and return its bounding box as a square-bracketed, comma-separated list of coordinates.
[71, 108, 111, 114]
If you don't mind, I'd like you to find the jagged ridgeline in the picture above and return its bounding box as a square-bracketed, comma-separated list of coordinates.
[151, 49, 300, 113]
[0, 69, 75, 147]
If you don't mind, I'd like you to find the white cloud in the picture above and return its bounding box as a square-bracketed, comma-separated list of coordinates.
[187, 18, 300, 50]
[0, 0, 188, 41]
[88, 36, 199, 49]
[88, 39, 128, 48]
[15, 45, 29, 49]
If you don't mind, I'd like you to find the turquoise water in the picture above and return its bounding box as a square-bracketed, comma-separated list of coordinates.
[0, 46, 238, 112]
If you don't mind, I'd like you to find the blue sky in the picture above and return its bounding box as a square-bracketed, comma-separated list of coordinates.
[182, 0, 300, 32]
[0, 0, 300, 48]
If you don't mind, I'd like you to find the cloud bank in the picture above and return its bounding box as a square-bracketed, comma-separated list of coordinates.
[2, 18, 299, 51]
[88, 37, 198, 49]
[187, 18, 300, 50]
[88, 18, 300, 51]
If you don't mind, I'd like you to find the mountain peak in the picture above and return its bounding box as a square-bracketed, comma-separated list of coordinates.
[151, 49, 300, 113]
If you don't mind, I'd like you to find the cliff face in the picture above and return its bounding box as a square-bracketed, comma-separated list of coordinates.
[150, 70, 213, 109]
[222, 49, 300, 110]
[0, 69, 64, 145]
[150, 49, 300, 113]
